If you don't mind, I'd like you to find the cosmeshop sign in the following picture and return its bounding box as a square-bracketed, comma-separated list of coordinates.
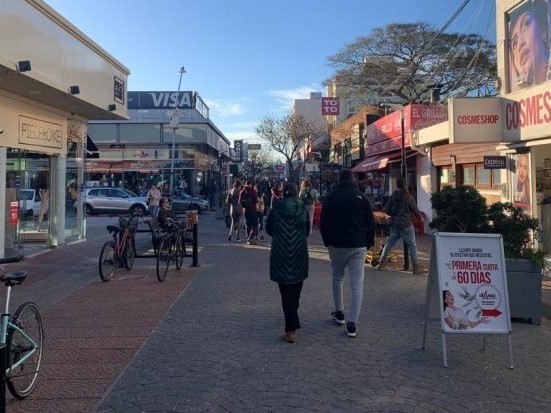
[449, 97, 502, 143]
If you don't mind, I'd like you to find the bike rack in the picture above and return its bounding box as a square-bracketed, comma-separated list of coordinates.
[132, 215, 199, 267]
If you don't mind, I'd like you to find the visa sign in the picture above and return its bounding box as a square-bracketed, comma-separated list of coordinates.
[321, 97, 340, 116]
[127, 91, 195, 109]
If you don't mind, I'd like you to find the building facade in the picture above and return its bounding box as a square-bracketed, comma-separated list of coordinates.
[0, 0, 129, 259]
[87, 91, 231, 198]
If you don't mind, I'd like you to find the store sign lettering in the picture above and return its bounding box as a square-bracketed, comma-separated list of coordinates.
[504, 91, 551, 130]
[18, 116, 62, 149]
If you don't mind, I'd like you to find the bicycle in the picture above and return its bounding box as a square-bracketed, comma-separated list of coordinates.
[156, 218, 186, 282]
[0, 269, 44, 399]
[99, 214, 140, 282]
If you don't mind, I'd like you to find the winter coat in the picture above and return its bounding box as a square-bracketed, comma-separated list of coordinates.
[384, 189, 420, 230]
[266, 198, 309, 284]
[320, 181, 375, 249]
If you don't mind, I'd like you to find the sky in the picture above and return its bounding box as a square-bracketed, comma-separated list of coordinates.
[44, 0, 495, 144]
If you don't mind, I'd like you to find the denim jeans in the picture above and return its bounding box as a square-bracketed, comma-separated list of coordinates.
[380, 224, 418, 267]
[328, 246, 366, 323]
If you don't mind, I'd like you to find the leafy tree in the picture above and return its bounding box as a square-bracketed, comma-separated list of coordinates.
[325, 22, 496, 103]
[255, 113, 326, 184]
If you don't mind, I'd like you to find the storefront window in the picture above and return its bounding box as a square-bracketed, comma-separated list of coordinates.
[88, 124, 117, 143]
[476, 165, 491, 188]
[463, 164, 475, 185]
[120, 123, 161, 144]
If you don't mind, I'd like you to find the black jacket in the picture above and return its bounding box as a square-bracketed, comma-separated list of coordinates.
[320, 182, 375, 248]
[266, 198, 309, 284]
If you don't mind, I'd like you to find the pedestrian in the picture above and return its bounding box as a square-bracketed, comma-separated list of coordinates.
[239, 180, 259, 245]
[147, 184, 162, 218]
[226, 180, 243, 241]
[299, 179, 319, 235]
[206, 180, 217, 209]
[161, 182, 172, 200]
[270, 184, 282, 210]
[266, 182, 310, 343]
[255, 184, 267, 240]
[320, 169, 375, 338]
[377, 178, 423, 275]
[157, 197, 178, 230]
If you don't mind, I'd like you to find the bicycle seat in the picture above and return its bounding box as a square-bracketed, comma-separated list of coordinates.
[1, 271, 28, 286]
[106, 225, 120, 233]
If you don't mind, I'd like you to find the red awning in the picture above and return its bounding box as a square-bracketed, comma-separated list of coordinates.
[351, 150, 416, 173]
[351, 155, 389, 173]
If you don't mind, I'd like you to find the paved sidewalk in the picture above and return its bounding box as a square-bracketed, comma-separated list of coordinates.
[94, 214, 551, 413]
[2, 214, 551, 412]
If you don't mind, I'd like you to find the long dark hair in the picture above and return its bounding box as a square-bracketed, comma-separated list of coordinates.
[282, 182, 297, 199]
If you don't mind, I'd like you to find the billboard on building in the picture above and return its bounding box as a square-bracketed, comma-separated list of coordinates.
[234, 140, 244, 162]
[127, 91, 195, 109]
[507, 0, 551, 92]
[321, 97, 340, 116]
[448, 97, 502, 143]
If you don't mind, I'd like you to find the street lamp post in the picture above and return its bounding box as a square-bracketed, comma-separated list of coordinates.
[169, 66, 186, 194]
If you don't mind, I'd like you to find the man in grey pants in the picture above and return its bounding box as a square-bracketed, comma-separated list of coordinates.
[320, 169, 375, 338]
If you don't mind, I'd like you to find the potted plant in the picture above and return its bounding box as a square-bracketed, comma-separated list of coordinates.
[487, 202, 543, 324]
[430, 186, 543, 324]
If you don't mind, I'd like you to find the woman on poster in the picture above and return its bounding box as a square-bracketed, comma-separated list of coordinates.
[443, 290, 488, 330]
[514, 153, 531, 210]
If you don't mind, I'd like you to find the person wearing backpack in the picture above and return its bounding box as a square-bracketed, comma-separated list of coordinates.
[299, 179, 318, 235]
[239, 180, 259, 245]
[377, 178, 423, 275]
[226, 180, 243, 241]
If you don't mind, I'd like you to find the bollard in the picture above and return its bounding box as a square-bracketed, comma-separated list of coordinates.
[186, 210, 199, 267]
[0, 343, 5, 413]
[403, 241, 409, 271]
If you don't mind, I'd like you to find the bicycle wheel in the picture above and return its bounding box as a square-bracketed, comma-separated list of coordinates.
[156, 237, 171, 282]
[123, 236, 136, 270]
[175, 234, 184, 270]
[6, 301, 44, 399]
[99, 241, 117, 282]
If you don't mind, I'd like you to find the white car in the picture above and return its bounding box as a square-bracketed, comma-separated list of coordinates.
[18, 189, 47, 217]
[84, 187, 148, 215]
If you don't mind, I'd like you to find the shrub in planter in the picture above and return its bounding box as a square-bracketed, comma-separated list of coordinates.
[487, 202, 543, 266]
[429, 185, 490, 233]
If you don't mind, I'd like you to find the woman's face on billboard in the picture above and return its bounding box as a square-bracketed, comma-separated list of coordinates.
[510, 10, 548, 85]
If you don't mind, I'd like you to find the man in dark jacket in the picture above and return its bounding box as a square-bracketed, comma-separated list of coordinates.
[320, 169, 375, 338]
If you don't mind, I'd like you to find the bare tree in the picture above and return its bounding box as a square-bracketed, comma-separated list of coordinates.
[255, 113, 326, 184]
[245, 148, 274, 180]
[325, 22, 496, 103]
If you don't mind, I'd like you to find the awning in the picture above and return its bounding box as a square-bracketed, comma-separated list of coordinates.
[86, 135, 99, 159]
[351, 150, 417, 173]
[351, 155, 390, 173]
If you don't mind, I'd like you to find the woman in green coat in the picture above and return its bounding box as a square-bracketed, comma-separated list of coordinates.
[266, 182, 310, 343]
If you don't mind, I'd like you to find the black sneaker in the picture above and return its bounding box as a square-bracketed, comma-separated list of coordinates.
[346, 322, 357, 338]
[330, 311, 345, 325]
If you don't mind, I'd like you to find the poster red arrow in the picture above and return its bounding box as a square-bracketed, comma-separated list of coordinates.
[482, 308, 502, 317]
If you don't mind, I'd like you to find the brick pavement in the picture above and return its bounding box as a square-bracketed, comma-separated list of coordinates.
[95, 214, 551, 413]
[2, 214, 551, 412]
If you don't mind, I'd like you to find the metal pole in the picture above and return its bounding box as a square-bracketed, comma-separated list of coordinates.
[170, 66, 186, 193]
[401, 109, 406, 182]
[400, 108, 409, 271]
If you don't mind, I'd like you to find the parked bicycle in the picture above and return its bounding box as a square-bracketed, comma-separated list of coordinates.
[99, 214, 140, 282]
[0, 268, 44, 399]
[156, 218, 186, 282]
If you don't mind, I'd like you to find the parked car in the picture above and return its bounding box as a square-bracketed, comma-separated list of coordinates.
[17, 189, 48, 217]
[84, 187, 148, 215]
[171, 193, 210, 214]
[139, 190, 209, 213]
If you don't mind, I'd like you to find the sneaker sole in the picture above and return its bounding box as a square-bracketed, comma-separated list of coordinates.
[347, 332, 357, 338]
[331, 316, 345, 325]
